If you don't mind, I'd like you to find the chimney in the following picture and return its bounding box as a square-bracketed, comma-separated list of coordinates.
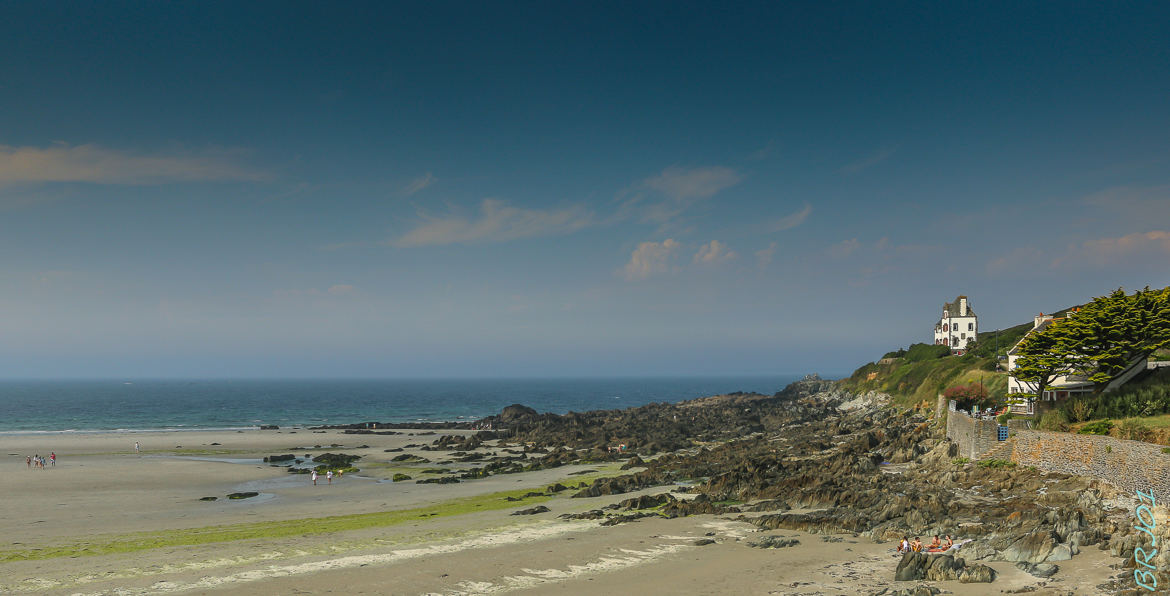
[1034, 313, 1048, 329]
[959, 297, 967, 316]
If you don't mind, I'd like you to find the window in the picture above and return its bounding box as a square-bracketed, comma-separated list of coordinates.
[952, 323, 958, 332]
[968, 323, 974, 331]
[961, 333, 966, 339]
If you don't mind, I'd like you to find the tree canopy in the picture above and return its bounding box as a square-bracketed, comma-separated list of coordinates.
[1010, 286, 1170, 403]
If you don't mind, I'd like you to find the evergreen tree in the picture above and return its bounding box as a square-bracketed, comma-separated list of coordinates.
[1010, 320, 1067, 406]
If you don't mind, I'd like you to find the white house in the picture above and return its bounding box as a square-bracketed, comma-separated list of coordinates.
[933, 295, 978, 354]
[1007, 311, 1150, 414]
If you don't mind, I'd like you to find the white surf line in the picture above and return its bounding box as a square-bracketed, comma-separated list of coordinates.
[430, 543, 693, 596]
[62, 521, 599, 596]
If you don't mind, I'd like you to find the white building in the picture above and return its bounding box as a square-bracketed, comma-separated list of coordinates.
[1007, 311, 1149, 415]
[933, 295, 978, 354]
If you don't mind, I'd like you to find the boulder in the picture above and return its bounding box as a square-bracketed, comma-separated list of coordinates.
[957, 564, 996, 583]
[1016, 562, 1058, 578]
[1001, 530, 1055, 564]
[924, 554, 964, 581]
[894, 552, 928, 581]
[1045, 542, 1072, 561]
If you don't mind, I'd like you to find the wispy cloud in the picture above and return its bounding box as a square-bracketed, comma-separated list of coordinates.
[395, 199, 594, 247]
[755, 242, 777, 269]
[623, 239, 681, 281]
[1079, 230, 1170, 263]
[401, 172, 435, 196]
[827, 238, 860, 258]
[840, 144, 899, 175]
[624, 165, 743, 224]
[327, 284, 357, 296]
[693, 240, 737, 265]
[1082, 184, 1170, 220]
[991, 229, 1170, 275]
[645, 166, 742, 200]
[771, 202, 812, 232]
[0, 142, 267, 188]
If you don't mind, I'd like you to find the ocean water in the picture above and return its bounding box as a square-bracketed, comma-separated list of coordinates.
[0, 376, 802, 433]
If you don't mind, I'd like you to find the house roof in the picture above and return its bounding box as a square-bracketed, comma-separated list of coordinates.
[941, 295, 975, 318]
[1007, 318, 1057, 355]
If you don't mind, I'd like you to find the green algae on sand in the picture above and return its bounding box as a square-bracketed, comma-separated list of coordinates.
[0, 474, 615, 563]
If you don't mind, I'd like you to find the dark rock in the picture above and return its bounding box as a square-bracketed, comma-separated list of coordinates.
[227, 492, 259, 499]
[894, 552, 928, 581]
[957, 564, 996, 583]
[416, 477, 460, 484]
[693, 538, 716, 546]
[199, 496, 218, 501]
[1015, 562, 1058, 578]
[263, 454, 296, 463]
[748, 536, 800, 549]
[512, 506, 551, 515]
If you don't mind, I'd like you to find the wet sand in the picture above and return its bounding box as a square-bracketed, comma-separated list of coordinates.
[0, 429, 1122, 595]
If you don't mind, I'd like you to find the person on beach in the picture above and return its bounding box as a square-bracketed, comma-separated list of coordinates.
[929, 535, 941, 551]
[135, 441, 140, 454]
[50, 452, 56, 467]
[311, 470, 318, 485]
[944, 535, 954, 550]
[910, 537, 923, 552]
[897, 536, 910, 554]
[326, 470, 333, 484]
[26, 455, 31, 469]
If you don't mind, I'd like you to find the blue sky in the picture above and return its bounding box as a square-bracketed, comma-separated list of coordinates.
[1, 2, 1168, 378]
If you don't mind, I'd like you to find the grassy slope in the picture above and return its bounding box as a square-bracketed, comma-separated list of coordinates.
[839, 305, 1086, 410]
[838, 353, 1005, 409]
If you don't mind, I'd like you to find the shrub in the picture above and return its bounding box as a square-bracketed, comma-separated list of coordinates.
[977, 459, 1016, 469]
[1038, 410, 1070, 432]
[1079, 419, 1114, 435]
[945, 382, 992, 410]
[996, 412, 1014, 425]
[1066, 398, 1094, 423]
[392, 473, 412, 482]
[905, 343, 952, 362]
[1161, 447, 1170, 454]
[952, 457, 970, 466]
[1117, 419, 1151, 442]
[1105, 445, 1113, 453]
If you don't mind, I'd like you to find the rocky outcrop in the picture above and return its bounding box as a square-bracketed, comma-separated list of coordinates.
[893, 552, 995, 583]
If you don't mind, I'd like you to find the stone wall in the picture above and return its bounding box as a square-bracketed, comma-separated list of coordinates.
[1010, 430, 1170, 503]
[945, 410, 1002, 460]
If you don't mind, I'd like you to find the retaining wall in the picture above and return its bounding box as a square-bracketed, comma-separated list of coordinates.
[1010, 430, 1170, 503]
[945, 410, 1001, 460]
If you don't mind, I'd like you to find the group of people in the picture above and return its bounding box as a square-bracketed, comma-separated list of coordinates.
[26, 452, 55, 469]
[897, 534, 954, 554]
[310, 469, 339, 485]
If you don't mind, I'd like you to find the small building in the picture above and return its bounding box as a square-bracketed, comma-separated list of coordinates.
[933, 295, 978, 354]
[1007, 311, 1149, 415]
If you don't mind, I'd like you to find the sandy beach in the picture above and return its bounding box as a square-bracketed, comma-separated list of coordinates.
[0, 427, 1121, 595]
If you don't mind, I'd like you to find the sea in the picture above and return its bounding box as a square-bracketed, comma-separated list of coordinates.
[0, 376, 806, 434]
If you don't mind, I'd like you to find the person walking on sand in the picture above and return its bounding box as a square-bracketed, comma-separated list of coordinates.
[326, 470, 333, 484]
[26, 455, 31, 469]
[134, 441, 140, 454]
[50, 452, 56, 467]
[311, 470, 318, 485]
